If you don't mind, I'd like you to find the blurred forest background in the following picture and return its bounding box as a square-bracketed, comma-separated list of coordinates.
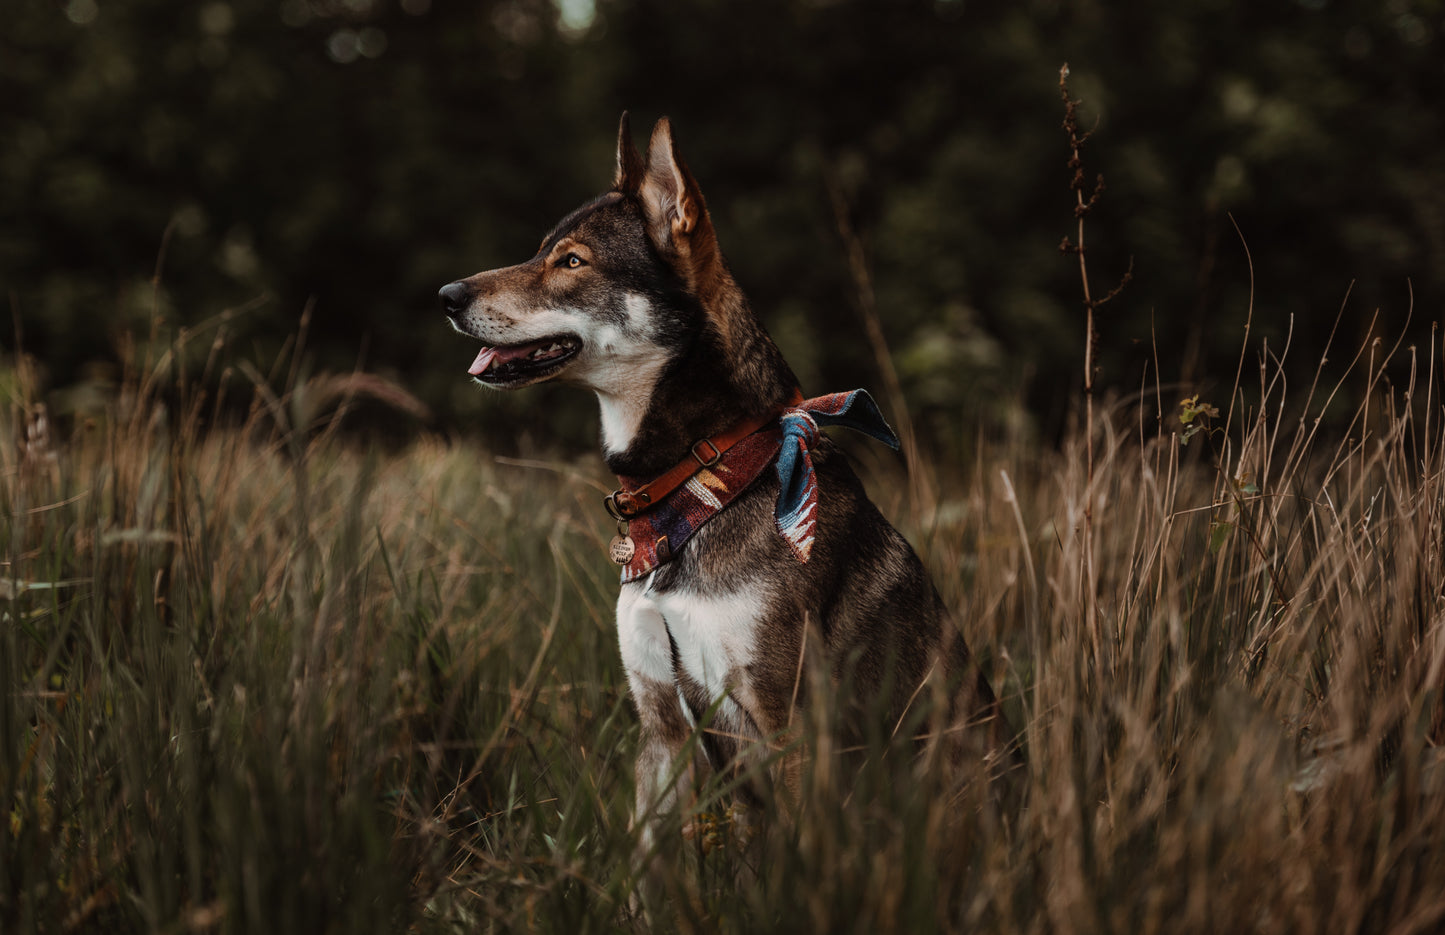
[3, 0, 1442, 453]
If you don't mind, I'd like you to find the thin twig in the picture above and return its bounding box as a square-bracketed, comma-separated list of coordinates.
[825, 170, 933, 522]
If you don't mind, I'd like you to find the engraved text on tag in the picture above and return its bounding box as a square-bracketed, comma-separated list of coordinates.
[609, 534, 635, 565]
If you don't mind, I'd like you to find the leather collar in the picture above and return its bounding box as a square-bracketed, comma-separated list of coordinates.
[604, 390, 804, 521]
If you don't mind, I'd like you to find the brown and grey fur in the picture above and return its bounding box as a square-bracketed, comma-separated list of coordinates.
[440, 115, 1020, 859]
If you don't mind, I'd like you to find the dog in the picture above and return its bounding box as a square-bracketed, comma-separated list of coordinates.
[440, 114, 1019, 858]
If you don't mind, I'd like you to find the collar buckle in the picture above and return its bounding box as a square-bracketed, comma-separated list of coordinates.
[691, 438, 722, 468]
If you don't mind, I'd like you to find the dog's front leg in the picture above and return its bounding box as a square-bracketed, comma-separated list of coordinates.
[626, 682, 700, 921]
[617, 585, 700, 905]
[630, 678, 701, 846]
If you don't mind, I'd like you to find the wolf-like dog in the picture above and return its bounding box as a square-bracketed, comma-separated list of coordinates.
[440, 115, 1019, 853]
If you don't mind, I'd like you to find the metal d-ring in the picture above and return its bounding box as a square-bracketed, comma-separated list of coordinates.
[603, 491, 630, 520]
[604, 489, 650, 520]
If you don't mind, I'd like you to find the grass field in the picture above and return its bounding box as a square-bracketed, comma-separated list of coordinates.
[4, 310, 1445, 934]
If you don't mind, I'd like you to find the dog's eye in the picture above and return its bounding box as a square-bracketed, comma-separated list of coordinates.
[563, 254, 586, 269]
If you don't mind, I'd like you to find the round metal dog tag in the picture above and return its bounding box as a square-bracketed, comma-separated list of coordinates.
[609, 534, 635, 565]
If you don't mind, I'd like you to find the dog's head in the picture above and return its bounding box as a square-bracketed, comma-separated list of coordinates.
[439, 114, 732, 394]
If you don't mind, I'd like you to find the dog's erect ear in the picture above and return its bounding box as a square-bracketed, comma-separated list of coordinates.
[638, 117, 708, 254]
[637, 117, 747, 353]
[614, 112, 644, 195]
[633, 118, 753, 364]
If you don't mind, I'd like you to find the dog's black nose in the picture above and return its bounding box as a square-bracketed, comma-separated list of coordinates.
[439, 281, 472, 319]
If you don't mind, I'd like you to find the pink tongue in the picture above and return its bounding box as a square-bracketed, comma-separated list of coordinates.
[469, 343, 546, 375]
[468, 347, 498, 375]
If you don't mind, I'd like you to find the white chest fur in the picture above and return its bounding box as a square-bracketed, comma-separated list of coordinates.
[616, 579, 765, 708]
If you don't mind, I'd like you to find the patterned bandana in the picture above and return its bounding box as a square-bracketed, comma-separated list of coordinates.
[617, 390, 899, 582]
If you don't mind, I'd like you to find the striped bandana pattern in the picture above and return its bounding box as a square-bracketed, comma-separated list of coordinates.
[618, 389, 899, 582]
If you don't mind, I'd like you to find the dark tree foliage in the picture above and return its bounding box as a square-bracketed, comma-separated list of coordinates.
[2, 0, 1440, 450]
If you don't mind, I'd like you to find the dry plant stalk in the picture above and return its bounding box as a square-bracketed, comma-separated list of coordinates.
[1058, 63, 1133, 673]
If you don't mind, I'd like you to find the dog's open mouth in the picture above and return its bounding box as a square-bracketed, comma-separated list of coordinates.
[468, 335, 582, 386]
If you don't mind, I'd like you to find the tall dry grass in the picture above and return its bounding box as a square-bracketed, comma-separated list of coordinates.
[1, 327, 634, 932]
[3, 299, 1444, 932]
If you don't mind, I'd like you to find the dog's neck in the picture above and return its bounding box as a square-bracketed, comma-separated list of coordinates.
[599, 302, 797, 479]
[594, 355, 671, 463]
